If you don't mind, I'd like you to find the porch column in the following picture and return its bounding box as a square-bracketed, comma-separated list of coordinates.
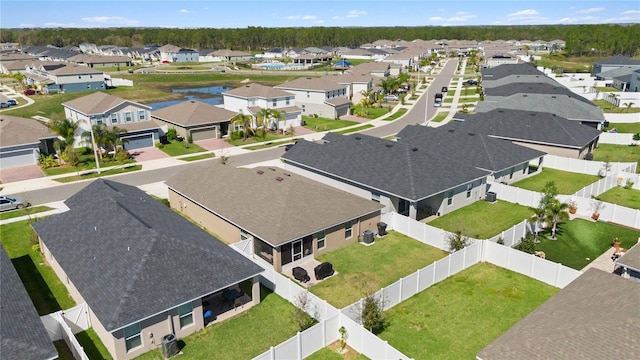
[409, 201, 418, 220]
[273, 247, 282, 272]
[252, 276, 261, 305]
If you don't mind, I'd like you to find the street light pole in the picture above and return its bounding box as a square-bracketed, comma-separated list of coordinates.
[424, 81, 429, 125]
[87, 120, 101, 174]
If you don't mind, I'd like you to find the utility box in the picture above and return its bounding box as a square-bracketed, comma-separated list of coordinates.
[161, 334, 179, 358]
[363, 230, 374, 244]
[486, 192, 497, 203]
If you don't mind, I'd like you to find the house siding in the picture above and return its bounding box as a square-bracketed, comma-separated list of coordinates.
[490, 162, 531, 184]
[512, 141, 591, 159]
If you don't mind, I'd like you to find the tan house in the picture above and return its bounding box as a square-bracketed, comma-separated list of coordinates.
[165, 163, 384, 272]
[32, 179, 263, 360]
[151, 100, 237, 141]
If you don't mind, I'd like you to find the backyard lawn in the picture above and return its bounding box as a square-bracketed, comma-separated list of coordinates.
[135, 287, 312, 360]
[310, 231, 447, 308]
[427, 200, 534, 239]
[602, 122, 640, 133]
[0, 220, 75, 314]
[592, 144, 640, 172]
[306, 346, 369, 360]
[512, 168, 600, 194]
[303, 116, 358, 132]
[378, 263, 558, 360]
[596, 186, 640, 210]
[534, 219, 640, 270]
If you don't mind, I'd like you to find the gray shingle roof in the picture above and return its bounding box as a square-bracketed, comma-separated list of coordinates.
[31, 179, 262, 332]
[481, 74, 558, 89]
[484, 82, 593, 105]
[165, 163, 383, 246]
[282, 132, 490, 202]
[1, 245, 58, 360]
[616, 242, 640, 272]
[395, 124, 546, 173]
[223, 83, 294, 99]
[0, 115, 58, 148]
[594, 55, 640, 66]
[477, 269, 640, 360]
[475, 93, 605, 122]
[275, 76, 346, 92]
[62, 92, 150, 115]
[447, 109, 601, 149]
[151, 100, 237, 127]
[480, 63, 543, 80]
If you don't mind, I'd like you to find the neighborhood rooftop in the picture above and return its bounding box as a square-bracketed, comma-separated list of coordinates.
[475, 93, 605, 122]
[151, 99, 237, 127]
[165, 162, 384, 246]
[61, 91, 150, 115]
[31, 179, 263, 332]
[0, 115, 58, 148]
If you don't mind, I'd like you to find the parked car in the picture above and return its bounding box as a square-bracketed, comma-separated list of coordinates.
[23, 89, 36, 95]
[464, 79, 478, 86]
[0, 196, 30, 212]
[384, 94, 400, 102]
[7, 99, 17, 106]
[0, 102, 8, 108]
[441, 86, 448, 92]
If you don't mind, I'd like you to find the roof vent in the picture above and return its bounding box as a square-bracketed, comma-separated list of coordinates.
[468, 133, 475, 136]
[551, 95, 557, 98]
[385, 144, 393, 148]
[530, 113, 536, 116]
[283, 172, 291, 176]
[522, 94, 527, 97]
[448, 129, 455, 133]
[268, 167, 276, 171]
[190, 100, 195, 103]
[412, 147, 419, 151]
[276, 176, 284, 182]
[256, 170, 264, 174]
[355, 136, 362, 140]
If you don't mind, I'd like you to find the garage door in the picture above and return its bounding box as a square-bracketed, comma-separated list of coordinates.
[191, 127, 218, 141]
[0, 149, 37, 169]
[122, 134, 154, 150]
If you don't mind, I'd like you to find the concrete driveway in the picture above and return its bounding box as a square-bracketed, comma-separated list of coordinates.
[129, 147, 169, 162]
[0, 165, 45, 184]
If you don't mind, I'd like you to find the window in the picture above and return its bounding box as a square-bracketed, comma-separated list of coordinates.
[87, 84, 91, 89]
[344, 221, 353, 239]
[124, 323, 142, 351]
[110, 113, 118, 124]
[272, 99, 277, 107]
[316, 230, 326, 249]
[371, 193, 380, 203]
[466, 183, 472, 198]
[522, 166, 527, 174]
[447, 191, 454, 206]
[240, 229, 249, 241]
[137, 110, 146, 121]
[306, 91, 310, 98]
[301, 104, 306, 113]
[509, 168, 514, 180]
[95, 115, 104, 125]
[286, 98, 290, 106]
[178, 302, 193, 328]
[124, 111, 133, 123]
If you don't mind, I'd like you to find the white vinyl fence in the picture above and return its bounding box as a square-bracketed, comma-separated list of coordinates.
[41, 303, 91, 360]
[598, 132, 636, 146]
[574, 173, 619, 198]
[543, 154, 637, 175]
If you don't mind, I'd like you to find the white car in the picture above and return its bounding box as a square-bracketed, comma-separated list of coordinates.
[383, 95, 399, 102]
[0, 196, 30, 212]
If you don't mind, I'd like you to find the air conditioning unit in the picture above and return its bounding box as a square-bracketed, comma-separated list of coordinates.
[486, 192, 497, 203]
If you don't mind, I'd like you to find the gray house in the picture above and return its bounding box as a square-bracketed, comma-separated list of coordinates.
[591, 55, 640, 77]
[151, 100, 237, 141]
[0, 115, 58, 169]
[32, 179, 263, 360]
[1, 245, 58, 360]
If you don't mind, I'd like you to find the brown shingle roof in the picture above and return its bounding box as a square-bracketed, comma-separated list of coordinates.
[48, 64, 104, 75]
[0, 115, 57, 147]
[166, 163, 383, 246]
[223, 83, 293, 99]
[62, 92, 149, 115]
[275, 76, 345, 92]
[477, 268, 640, 360]
[151, 100, 237, 127]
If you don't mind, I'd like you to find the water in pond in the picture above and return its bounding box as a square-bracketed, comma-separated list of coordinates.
[147, 85, 232, 110]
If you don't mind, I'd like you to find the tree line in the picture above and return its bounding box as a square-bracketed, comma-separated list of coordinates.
[1, 24, 638, 57]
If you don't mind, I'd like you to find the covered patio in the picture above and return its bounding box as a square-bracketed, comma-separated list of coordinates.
[201, 284, 256, 326]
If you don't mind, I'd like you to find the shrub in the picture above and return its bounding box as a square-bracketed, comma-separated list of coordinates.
[230, 130, 244, 141]
[38, 154, 58, 169]
[166, 128, 178, 141]
[515, 232, 536, 254]
[358, 293, 387, 334]
[155, 141, 164, 149]
[291, 291, 317, 332]
[448, 231, 470, 252]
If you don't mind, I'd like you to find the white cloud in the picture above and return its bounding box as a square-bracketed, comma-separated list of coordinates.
[622, 10, 640, 15]
[555, 16, 597, 24]
[446, 11, 477, 22]
[604, 9, 640, 23]
[508, 9, 539, 17]
[179, 9, 189, 14]
[576, 7, 604, 14]
[81, 16, 140, 26]
[429, 17, 445, 21]
[44, 22, 78, 27]
[333, 10, 366, 21]
[19, 23, 38, 28]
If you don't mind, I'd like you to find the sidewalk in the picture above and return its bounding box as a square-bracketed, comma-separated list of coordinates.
[0, 201, 69, 226]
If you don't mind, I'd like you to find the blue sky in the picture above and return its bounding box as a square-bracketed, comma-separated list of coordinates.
[2, 0, 639, 28]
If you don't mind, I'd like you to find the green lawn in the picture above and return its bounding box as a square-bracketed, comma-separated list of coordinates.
[430, 113, 448, 123]
[135, 287, 312, 360]
[378, 263, 558, 360]
[352, 106, 391, 119]
[306, 347, 369, 360]
[226, 132, 294, 147]
[75, 328, 113, 360]
[245, 138, 300, 150]
[596, 186, 640, 210]
[0, 220, 75, 314]
[53, 340, 74, 360]
[512, 168, 600, 194]
[602, 122, 640, 133]
[592, 100, 640, 113]
[303, 116, 358, 132]
[0, 206, 53, 220]
[310, 231, 447, 308]
[383, 108, 407, 121]
[427, 200, 534, 239]
[592, 144, 640, 172]
[534, 219, 640, 270]
[42, 149, 136, 176]
[179, 153, 216, 161]
[54, 165, 142, 183]
[159, 140, 207, 156]
[335, 124, 374, 135]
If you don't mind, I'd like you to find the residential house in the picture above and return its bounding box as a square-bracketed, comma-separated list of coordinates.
[477, 268, 640, 359]
[332, 72, 375, 105]
[1, 59, 45, 75]
[67, 54, 133, 69]
[23, 63, 106, 94]
[449, 109, 601, 159]
[222, 82, 302, 131]
[159, 44, 198, 63]
[591, 55, 640, 77]
[62, 92, 159, 150]
[483, 82, 592, 102]
[209, 49, 252, 63]
[275, 77, 351, 119]
[485, 54, 520, 67]
[347, 61, 391, 78]
[151, 100, 237, 141]
[32, 179, 263, 360]
[0, 52, 38, 74]
[262, 47, 286, 59]
[0, 115, 58, 169]
[281, 132, 491, 221]
[595, 66, 640, 91]
[629, 68, 640, 93]
[615, 241, 640, 281]
[0, 42, 20, 51]
[23, 46, 80, 61]
[165, 163, 383, 272]
[0, 245, 59, 360]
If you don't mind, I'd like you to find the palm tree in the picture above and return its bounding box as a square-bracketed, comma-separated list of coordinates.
[110, 126, 129, 153]
[82, 124, 110, 160]
[256, 108, 272, 139]
[623, 102, 635, 113]
[270, 109, 286, 134]
[359, 89, 373, 109]
[544, 198, 569, 240]
[529, 205, 546, 243]
[49, 118, 78, 152]
[231, 113, 253, 141]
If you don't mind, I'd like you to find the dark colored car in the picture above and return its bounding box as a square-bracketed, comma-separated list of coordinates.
[441, 86, 448, 92]
[23, 89, 36, 95]
[7, 99, 17, 106]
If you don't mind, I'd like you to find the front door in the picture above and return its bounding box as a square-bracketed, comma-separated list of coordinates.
[292, 239, 303, 262]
